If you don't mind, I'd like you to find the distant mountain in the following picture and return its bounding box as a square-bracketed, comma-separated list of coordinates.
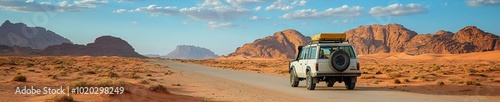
[227, 29, 310, 59]
[39, 36, 145, 58]
[165, 45, 218, 59]
[345, 24, 500, 55]
[0, 20, 72, 49]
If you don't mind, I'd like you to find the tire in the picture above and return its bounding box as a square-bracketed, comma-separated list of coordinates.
[290, 68, 299, 87]
[326, 79, 335, 87]
[306, 71, 316, 90]
[344, 77, 356, 90]
[329, 50, 351, 72]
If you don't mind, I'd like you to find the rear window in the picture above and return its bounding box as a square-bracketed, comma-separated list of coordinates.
[318, 46, 356, 59]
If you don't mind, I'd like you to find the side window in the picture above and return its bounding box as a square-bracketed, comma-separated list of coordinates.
[308, 46, 317, 59]
[299, 47, 309, 60]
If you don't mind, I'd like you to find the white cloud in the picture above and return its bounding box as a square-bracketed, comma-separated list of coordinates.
[113, 9, 127, 13]
[120, 5, 179, 16]
[179, 0, 252, 21]
[254, 6, 262, 11]
[75, 0, 109, 7]
[281, 5, 363, 20]
[250, 16, 270, 21]
[116, 0, 145, 3]
[291, 0, 306, 6]
[0, 0, 106, 12]
[131, 21, 138, 24]
[265, 0, 307, 11]
[467, 0, 500, 6]
[206, 21, 241, 30]
[330, 20, 353, 24]
[369, 3, 428, 16]
[226, 0, 272, 8]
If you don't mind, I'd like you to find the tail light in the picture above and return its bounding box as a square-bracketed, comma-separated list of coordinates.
[315, 63, 318, 71]
[357, 62, 360, 70]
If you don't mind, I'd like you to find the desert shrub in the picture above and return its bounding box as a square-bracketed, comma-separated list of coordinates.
[146, 74, 152, 77]
[51, 75, 58, 79]
[464, 67, 477, 74]
[372, 80, 381, 84]
[12, 75, 27, 82]
[360, 75, 375, 79]
[108, 72, 119, 78]
[28, 69, 35, 72]
[403, 79, 410, 83]
[436, 81, 445, 86]
[140, 80, 149, 84]
[149, 84, 168, 92]
[375, 71, 382, 74]
[464, 80, 481, 86]
[48, 95, 73, 102]
[85, 70, 96, 74]
[392, 79, 401, 84]
[59, 71, 67, 76]
[131, 73, 140, 79]
[387, 72, 402, 79]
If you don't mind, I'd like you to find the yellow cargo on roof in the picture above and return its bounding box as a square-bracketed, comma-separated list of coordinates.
[311, 33, 346, 41]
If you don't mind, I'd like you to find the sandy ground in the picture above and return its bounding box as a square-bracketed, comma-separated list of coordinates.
[173, 50, 500, 98]
[0, 56, 202, 102]
[155, 60, 499, 102]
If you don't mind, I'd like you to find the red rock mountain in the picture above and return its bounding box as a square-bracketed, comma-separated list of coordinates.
[346, 24, 499, 55]
[227, 29, 310, 59]
[229, 24, 499, 59]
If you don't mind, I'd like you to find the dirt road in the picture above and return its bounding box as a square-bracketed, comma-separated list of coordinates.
[152, 60, 498, 102]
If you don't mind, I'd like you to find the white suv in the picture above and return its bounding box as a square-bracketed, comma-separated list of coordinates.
[289, 33, 360, 90]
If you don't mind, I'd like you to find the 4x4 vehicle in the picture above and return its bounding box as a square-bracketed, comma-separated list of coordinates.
[289, 33, 360, 90]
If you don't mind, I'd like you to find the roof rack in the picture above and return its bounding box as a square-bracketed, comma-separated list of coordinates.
[308, 33, 348, 44]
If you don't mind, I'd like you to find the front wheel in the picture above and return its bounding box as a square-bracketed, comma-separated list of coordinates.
[344, 77, 356, 90]
[290, 68, 299, 87]
[306, 72, 316, 90]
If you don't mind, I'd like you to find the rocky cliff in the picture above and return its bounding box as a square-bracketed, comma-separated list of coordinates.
[0, 20, 72, 49]
[346, 24, 499, 55]
[227, 29, 310, 59]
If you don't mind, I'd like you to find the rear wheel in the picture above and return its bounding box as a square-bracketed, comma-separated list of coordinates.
[306, 71, 316, 90]
[290, 68, 299, 87]
[344, 77, 356, 90]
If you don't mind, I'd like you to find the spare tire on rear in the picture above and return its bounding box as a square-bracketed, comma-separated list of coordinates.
[329, 50, 350, 72]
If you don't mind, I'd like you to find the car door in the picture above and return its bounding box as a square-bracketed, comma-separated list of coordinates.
[297, 47, 309, 78]
[305, 46, 317, 73]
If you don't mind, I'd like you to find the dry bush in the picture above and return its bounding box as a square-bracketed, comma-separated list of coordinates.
[387, 72, 402, 79]
[392, 79, 401, 84]
[372, 79, 381, 84]
[47, 95, 73, 102]
[12, 75, 27, 82]
[436, 81, 445, 86]
[360, 75, 375, 79]
[107, 72, 119, 78]
[149, 84, 169, 93]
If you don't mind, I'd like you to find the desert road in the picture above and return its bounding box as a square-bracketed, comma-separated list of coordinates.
[154, 60, 498, 102]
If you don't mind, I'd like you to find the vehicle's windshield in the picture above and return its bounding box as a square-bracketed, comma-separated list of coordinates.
[318, 46, 356, 59]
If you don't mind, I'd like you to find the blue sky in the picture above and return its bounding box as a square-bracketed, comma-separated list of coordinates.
[1, 0, 499, 55]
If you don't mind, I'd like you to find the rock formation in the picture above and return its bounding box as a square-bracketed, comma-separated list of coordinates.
[227, 29, 310, 59]
[0, 20, 72, 49]
[165, 45, 218, 59]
